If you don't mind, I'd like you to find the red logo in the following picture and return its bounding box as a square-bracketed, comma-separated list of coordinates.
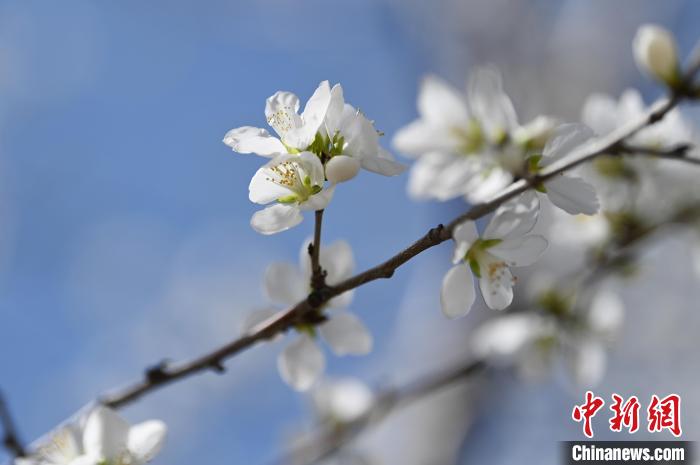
[572, 392, 682, 438]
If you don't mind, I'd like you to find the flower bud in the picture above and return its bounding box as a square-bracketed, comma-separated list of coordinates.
[633, 24, 680, 86]
[326, 155, 360, 183]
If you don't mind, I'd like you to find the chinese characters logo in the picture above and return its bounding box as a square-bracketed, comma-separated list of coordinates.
[572, 391, 681, 438]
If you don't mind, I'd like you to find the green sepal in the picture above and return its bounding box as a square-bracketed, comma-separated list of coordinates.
[534, 182, 547, 193]
[296, 324, 317, 338]
[310, 185, 323, 195]
[479, 238, 502, 249]
[468, 257, 481, 278]
[527, 154, 543, 173]
[277, 195, 298, 204]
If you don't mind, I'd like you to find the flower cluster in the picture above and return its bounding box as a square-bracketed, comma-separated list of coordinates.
[224, 81, 405, 235]
[242, 240, 372, 390]
[16, 406, 166, 465]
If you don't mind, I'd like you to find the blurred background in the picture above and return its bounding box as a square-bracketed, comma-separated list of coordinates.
[1, 1, 699, 464]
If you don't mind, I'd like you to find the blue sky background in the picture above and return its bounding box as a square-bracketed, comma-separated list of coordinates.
[1, 1, 699, 464]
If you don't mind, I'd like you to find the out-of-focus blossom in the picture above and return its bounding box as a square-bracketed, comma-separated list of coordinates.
[248, 152, 334, 235]
[394, 67, 557, 203]
[527, 124, 600, 215]
[472, 286, 624, 387]
[633, 24, 681, 87]
[311, 378, 375, 424]
[21, 406, 166, 465]
[244, 240, 372, 391]
[549, 209, 609, 250]
[441, 192, 547, 316]
[581, 89, 698, 215]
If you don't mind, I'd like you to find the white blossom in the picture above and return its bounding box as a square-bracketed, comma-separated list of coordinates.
[581, 89, 699, 217]
[441, 192, 548, 316]
[224, 81, 334, 157]
[244, 240, 372, 391]
[25, 406, 165, 465]
[633, 24, 680, 86]
[472, 287, 624, 387]
[248, 152, 334, 235]
[528, 124, 600, 215]
[311, 378, 375, 424]
[319, 84, 405, 178]
[393, 67, 557, 203]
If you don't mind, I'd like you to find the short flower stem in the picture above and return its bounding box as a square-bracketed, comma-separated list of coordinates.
[311, 209, 326, 290]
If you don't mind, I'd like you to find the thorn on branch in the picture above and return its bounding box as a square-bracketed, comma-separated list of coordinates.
[209, 360, 226, 374]
[145, 361, 170, 384]
[428, 224, 445, 241]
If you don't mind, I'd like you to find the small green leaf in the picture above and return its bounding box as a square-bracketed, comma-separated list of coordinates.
[310, 185, 323, 195]
[468, 257, 481, 278]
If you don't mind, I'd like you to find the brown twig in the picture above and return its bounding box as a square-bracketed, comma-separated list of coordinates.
[100, 59, 700, 410]
[0, 390, 26, 459]
[278, 359, 486, 465]
[310, 209, 326, 290]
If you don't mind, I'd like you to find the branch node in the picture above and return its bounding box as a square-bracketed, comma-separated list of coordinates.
[145, 361, 170, 384]
[209, 360, 226, 374]
[428, 224, 445, 241]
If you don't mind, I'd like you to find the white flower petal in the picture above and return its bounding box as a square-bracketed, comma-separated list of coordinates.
[251, 204, 303, 235]
[127, 420, 166, 464]
[418, 75, 470, 126]
[588, 288, 625, 335]
[249, 157, 295, 205]
[360, 148, 407, 176]
[326, 155, 360, 183]
[440, 264, 476, 318]
[392, 120, 457, 157]
[478, 255, 514, 311]
[82, 407, 130, 460]
[633, 24, 679, 84]
[319, 240, 355, 284]
[408, 152, 480, 201]
[544, 175, 600, 215]
[472, 314, 548, 361]
[467, 66, 518, 137]
[323, 84, 346, 137]
[278, 335, 325, 391]
[489, 235, 548, 267]
[452, 220, 479, 264]
[542, 123, 595, 163]
[483, 191, 540, 239]
[312, 379, 374, 423]
[222, 126, 286, 157]
[300, 184, 335, 211]
[320, 312, 373, 356]
[463, 167, 513, 204]
[68, 455, 101, 465]
[265, 91, 302, 141]
[568, 340, 606, 387]
[264, 262, 308, 305]
[298, 80, 332, 146]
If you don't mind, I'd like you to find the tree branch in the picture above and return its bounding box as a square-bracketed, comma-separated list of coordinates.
[614, 142, 700, 165]
[310, 209, 326, 290]
[100, 60, 700, 410]
[281, 203, 700, 465]
[0, 390, 26, 459]
[278, 359, 486, 465]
